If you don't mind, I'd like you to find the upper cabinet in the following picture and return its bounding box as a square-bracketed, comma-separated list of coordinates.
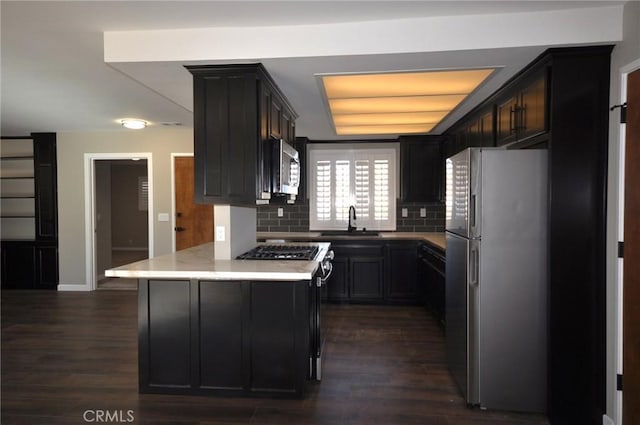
[496, 73, 547, 146]
[186, 64, 297, 206]
[444, 68, 548, 156]
[444, 108, 494, 159]
[399, 136, 444, 202]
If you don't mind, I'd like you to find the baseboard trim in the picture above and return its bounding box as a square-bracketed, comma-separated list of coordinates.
[603, 414, 615, 425]
[112, 247, 149, 252]
[58, 284, 91, 292]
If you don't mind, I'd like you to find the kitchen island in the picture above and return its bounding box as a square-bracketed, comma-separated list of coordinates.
[106, 242, 331, 398]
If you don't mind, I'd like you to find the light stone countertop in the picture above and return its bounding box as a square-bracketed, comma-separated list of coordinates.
[105, 242, 331, 281]
[258, 231, 446, 251]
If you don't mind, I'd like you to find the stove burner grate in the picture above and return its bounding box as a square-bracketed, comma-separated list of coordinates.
[236, 245, 319, 260]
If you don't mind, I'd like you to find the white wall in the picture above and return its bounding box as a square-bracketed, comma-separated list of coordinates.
[606, 2, 640, 424]
[57, 127, 193, 288]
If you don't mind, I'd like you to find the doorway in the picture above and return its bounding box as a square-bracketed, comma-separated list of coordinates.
[171, 154, 213, 251]
[84, 153, 153, 291]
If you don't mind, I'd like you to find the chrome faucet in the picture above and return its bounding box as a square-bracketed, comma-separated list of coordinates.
[348, 205, 357, 233]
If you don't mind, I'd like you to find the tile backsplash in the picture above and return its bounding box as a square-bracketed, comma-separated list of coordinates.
[257, 200, 444, 233]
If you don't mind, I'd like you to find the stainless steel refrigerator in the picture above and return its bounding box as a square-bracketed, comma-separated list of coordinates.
[445, 148, 547, 412]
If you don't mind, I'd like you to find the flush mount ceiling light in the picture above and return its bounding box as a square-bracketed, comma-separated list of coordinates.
[319, 69, 495, 136]
[120, 119, 147, 130]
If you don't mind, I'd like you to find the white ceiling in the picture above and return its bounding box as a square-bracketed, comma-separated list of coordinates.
[0, 1, 626, 139]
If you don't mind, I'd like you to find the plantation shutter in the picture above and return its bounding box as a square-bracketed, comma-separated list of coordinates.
[309, 146, 396, 231]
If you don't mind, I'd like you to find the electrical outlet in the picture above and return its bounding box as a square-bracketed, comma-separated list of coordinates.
[215, 226, 225, 242]
[402, 208, 408, 218]
[420, 208, 426, 218]
[277, 207, 284, 217]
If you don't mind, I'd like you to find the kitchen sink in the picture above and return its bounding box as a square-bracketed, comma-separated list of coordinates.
[320, 231, 381, 237]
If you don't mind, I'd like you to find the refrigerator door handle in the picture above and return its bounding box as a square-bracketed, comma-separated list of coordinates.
[470, 194, 477, 230]
[470, 247, 479, 287]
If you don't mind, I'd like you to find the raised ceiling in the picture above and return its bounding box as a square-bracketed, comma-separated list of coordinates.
[0, 1, 625, 138]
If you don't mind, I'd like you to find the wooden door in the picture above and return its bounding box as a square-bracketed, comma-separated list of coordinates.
[174, 156, 213, 251]
[623, 68, 640, 425]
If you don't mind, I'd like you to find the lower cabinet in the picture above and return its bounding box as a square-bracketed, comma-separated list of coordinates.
[139, 279, 310, 397]
[386, 241, 419, 302]
[323, 240, 424, 305]
[418, 242, 446, 325]
[323, 242, 384, 303]
[1, 241, 58, 289]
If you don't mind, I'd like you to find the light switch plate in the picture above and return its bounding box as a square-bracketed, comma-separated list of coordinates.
[277, 207, 284, 217]
[215, 226, 225, 242]
[420, 208, 426, 217]
[158, 213, 170, 222]
[402, 208, 408, 218]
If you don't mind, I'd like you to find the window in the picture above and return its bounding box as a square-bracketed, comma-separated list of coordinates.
[309, 145, 397, 231]
[138, 176, 149, 211]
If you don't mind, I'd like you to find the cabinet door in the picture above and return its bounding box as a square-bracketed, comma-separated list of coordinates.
[33, 133, 57, 240]
[1, 242, 36, 289]
[400, 139, 443, 202]
[257, 84, 271, 198]
[496, 95, 519, 146]
[519, 75, 546, 140]
[198, 281, 244, 390]
[386, 242, 419, 301]
[249, 281, 308, 395]
[141, 280, 192, 388]
[269, 96, 283, 139]
[350, 257, 384, 301]
[324, 255, 349, 301]
[281, 110, 293, 144]
[480, 111, 495, 147]
[194, 74, 258, 204]
[35, 245, 58, 289]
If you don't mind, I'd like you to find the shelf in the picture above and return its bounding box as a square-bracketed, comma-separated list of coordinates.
[0, 139, 34, 158]
[0, 157, 35, 179]
[1, 195, 35, 199]
[0, 155, 34, 160]
[0, 198, 35, 217]
[0, 217, 35, 240]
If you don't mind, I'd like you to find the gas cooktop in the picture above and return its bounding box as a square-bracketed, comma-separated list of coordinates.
[236, 245, 319, 260]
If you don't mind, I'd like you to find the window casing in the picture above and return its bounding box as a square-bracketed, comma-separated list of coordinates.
[309, 146, 397, 231]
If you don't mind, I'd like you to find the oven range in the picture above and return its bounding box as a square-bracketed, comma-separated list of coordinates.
[237, 243, 333, 381]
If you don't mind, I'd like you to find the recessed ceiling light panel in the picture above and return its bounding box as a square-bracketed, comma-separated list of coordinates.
[319, 68, 495, 136]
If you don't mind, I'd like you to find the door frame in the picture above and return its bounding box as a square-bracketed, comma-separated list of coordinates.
[613, 57, 640, 425]
[83, 152, 154, 291]
[170, 152, 193, 252]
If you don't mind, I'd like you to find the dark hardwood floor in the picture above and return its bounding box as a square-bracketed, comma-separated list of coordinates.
[1, 290, 548, 425]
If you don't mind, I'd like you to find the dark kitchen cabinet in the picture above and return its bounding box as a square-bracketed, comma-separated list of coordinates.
[1, 133, 58, 289]
[418, 242, 446, 326]
[186, 64, 297, 206]
[496, 72, 547, 146]
[400, 136, 444, 202]
[445, 108, 494, 158]
[139, 278, 310, 397]
[324, 241, 384, 303]
[1, 241, 36, 289]
[386, 241, 419, 303]
[350, 256, 384, 302]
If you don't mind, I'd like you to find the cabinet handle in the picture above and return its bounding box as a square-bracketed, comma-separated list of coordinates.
[519, 104, 527, 131]
[509, 106, 517, 134]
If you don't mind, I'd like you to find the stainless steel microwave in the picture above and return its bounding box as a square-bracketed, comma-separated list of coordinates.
[272, 137, 300, 196]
